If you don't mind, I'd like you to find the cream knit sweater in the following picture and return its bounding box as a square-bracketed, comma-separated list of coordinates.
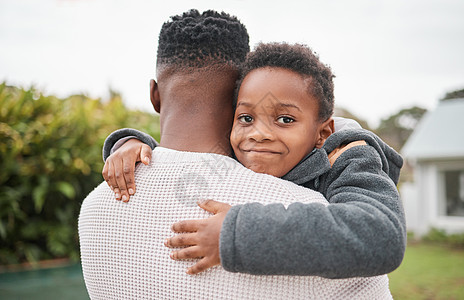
[79, 147, 392, 299]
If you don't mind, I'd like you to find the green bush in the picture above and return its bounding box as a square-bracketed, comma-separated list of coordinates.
[0, 83, 160, 265]
[422, 228, 464, 248]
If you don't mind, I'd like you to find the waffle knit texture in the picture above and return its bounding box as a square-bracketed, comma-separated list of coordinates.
[79, 147, 392, 299]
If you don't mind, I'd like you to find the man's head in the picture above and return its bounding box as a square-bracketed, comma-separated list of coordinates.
[157, 9, 249, 72]
[150, 9, 249, 154]
[151, 9, 250, 113]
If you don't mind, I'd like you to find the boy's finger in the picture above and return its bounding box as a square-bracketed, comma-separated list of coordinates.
[187, 257, 216, 275]
[171, 220, 201, 233]
[197, 199, 230, 214]
[106, 161, 119, 194]
[140, 144, 152, 165]
[121, 192, 130, 202]
[102, 162, 111, 188]
[102, 161, 108, 181]
[113, 188, 121, 200]
[165, 233, 198, 248]
[113, 159, 130, 202]
[122, 158, 136, 195]
[169, 246, 203, 260]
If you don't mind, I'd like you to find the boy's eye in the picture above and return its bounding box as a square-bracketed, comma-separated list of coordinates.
[277, 116, 294, 124]
[238, 115, 253, 123]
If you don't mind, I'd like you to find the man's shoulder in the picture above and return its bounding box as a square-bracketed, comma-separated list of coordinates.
[137, 147, 327, 206]
[83, 181, 110, 199]
[80, 181, 112, 214]
[192, 154, 329, 206]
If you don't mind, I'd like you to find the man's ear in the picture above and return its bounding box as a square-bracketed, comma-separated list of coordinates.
[315, 117, 334, 148]
[150, 79, 161, 113]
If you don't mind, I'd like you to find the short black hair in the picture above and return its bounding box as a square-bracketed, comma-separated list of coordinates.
[236, 43, 335, 121]
[157, 9, 250, 70]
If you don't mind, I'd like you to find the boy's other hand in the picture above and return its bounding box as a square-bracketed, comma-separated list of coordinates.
[102, 138, 152, 202]
[165, 199, 231, 275]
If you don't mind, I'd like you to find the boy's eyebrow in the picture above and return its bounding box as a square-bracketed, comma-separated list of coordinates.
[276, 103, 302, 112]
[236, 102, 253, 108]
[236, 102, 302, 112]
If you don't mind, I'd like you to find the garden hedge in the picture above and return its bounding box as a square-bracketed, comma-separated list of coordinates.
[0, 83, 160, 265]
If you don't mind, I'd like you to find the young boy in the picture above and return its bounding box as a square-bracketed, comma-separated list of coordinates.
[103, 42, 406, 277]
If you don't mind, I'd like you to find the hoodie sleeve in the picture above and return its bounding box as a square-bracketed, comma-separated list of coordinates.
[102, 128, 158, 162]
[220, 144, 406, 278]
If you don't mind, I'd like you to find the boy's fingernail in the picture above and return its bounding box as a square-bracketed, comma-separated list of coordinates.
[122, 195, 128, 202]
[144, 157, 150, 164]
[129, 188, 134, 195]
[115, 193, 121, 199]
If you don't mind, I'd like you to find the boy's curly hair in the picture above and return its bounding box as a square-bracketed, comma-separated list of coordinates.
[157, 9, 250, 69]
[237, 43, 335, 121]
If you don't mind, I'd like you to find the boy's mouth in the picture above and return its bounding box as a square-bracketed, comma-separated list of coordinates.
[243, 148, 281, 155]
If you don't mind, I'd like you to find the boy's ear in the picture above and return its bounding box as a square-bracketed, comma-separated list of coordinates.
[150, 79, 161, 113]
[315, 117, 334, 148]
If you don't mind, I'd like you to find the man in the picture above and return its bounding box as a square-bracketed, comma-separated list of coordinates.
[79, 9, 393, 299]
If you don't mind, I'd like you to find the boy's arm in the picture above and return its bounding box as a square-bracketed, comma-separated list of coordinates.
[102, 128, 158, 162]
[219, 144, 406, 278]
[167, 145, 406, 278]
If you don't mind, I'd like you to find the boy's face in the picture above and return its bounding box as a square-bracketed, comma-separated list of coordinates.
[230, 67, 329, 177]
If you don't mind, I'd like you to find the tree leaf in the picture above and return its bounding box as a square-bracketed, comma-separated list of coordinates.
[32, 184, 47, 213]
[56, 181, 75, 199]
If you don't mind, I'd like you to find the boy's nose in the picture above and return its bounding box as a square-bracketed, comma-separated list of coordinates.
[248, 120, 274, 142]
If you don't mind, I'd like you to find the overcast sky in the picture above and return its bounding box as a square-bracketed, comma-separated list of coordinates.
[1, 0, 463, 127]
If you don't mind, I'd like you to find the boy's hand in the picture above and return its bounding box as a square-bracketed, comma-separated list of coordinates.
[102, 138, 152, 202]
[165, 200, 231, 275]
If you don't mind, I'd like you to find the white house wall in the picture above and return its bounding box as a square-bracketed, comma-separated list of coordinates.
[419, 162, 437, 235]
[401, 182, 420, 233]
[402, 159, 464, 235]
[401, 162, 432, 235]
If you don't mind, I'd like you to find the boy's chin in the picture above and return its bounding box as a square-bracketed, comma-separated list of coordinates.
[247, 164, 268, 175]
[247, 164, 280, 177]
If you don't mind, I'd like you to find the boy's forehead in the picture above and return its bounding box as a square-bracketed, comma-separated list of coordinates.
[237, 96, 304, 112]
[239, 68, 313, 100]
[237, 67, 319, 115]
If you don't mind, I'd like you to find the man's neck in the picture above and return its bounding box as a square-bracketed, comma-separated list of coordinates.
[155, 68, 238, 157]
[158, 105, 234, 157]
[159, 125, 232, 157]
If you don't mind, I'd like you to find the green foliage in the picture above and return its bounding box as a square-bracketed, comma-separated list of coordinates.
[422, 228, 464, 248]
[441, 88, 464, 101]
[0, 83, 160, 265]
[375, 106, 427, 151]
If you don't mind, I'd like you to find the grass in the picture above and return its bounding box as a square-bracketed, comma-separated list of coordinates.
[389, 243, 464, 300]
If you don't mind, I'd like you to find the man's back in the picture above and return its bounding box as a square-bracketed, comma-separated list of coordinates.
[79, 147, 391, 299]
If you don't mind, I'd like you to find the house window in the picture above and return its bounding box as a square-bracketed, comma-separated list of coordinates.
[444, 170, 464, 217]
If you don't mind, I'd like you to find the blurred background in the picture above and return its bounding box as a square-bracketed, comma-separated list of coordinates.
[1, 0, 463, 299]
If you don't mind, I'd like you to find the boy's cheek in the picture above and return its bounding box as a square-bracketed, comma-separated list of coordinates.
[229, 128, 245, 149]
